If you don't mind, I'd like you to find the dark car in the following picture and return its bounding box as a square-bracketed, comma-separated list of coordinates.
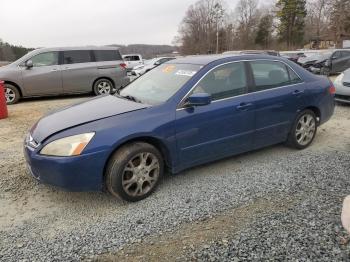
[297, 52, 325, 69]
[280, 51, 306, 63]
[310, 49, 350, 75]
[24, 55, 335, 202]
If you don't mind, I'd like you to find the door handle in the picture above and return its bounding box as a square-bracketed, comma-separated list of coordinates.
[51, 68, 58, 71]
[236, 102, 253, 111]
[292, 90, 304, 95]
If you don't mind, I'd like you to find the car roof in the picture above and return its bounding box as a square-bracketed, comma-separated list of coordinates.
[36, 46, 120, 52]
[169, 54, 285, 65]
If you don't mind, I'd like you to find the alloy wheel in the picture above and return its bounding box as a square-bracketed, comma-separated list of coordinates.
[122, 152, 160, 197]
[97, 81, 112, 95]
[295, 114, 316, 146]
[5, 87, 16, 103]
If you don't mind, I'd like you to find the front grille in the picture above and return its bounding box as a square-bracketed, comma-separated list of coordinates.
[343, 82, 350, 87]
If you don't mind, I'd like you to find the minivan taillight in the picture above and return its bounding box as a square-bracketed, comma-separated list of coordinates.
[120, 63, 127, 70]
[329, 84, 336, 95]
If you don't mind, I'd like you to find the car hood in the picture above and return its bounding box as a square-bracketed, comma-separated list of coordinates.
[343, 69, 350, 83]
[31, 95, 149, 143]
[0, 64, 14, 75]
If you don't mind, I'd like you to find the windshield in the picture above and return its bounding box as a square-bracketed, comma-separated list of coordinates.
[120, 63, 201, 105]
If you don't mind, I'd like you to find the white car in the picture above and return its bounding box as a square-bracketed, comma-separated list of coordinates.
[122, 54, 143, 71]
[131, 57, 176, 77]
[334, 69, 350, 104]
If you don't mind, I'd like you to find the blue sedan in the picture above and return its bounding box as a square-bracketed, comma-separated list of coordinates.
[24, 55, 335, 202]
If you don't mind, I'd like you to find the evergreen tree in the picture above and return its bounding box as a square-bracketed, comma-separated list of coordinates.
[255, 15, 273, 48]
[276, 0, 307, 49]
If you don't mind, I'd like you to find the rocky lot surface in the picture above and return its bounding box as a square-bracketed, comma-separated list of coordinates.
[0, 94, 349, 261]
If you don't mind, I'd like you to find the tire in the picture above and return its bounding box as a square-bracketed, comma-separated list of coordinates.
[105, 142, 164, 202]
[286, 109, 317, 150]
[4, 84, 20, 104]
[93, 79, 114, 96]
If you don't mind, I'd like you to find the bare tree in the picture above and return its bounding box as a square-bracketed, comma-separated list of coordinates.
[176, 0, 228, 55]
[328, 0, 350, 47]
[234, 0, 260, 49]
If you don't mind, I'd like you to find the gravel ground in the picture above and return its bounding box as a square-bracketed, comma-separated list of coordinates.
[0, 95, 349, 261]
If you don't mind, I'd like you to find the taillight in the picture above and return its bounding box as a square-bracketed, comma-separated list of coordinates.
[329, 84, 336, 95]
[119, 63, 127, 70]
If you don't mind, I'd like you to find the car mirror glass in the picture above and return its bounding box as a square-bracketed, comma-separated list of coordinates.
[25, 60, 33, 69]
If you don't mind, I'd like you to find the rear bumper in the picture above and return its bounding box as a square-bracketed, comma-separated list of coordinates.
[24, 145, 109, 191]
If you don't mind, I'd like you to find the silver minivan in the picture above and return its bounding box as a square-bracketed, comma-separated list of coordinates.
[0, 46, 129, 104]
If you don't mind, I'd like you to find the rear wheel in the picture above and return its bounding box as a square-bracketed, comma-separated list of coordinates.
[286, 110, 317, 149]
[93, 79, 114, 96]
[106, 142, 164, 202]
[4, 84, 20, 104]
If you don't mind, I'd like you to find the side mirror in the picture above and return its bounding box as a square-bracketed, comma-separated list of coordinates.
[154, 61, 161, 66]
[185, 93, 212, 107]
[25, 60, 33, 69]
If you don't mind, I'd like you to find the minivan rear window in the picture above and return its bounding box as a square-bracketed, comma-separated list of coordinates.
[124, 56, 140, 61]
[94, 50, 122, 62]
[63, 50, 92, 64]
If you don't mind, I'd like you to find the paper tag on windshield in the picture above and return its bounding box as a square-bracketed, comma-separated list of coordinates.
[175, 70, 197, 77]
[163, 65, 176, 73]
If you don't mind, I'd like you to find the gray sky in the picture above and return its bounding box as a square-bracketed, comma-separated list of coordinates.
[0, 0, 241, 48]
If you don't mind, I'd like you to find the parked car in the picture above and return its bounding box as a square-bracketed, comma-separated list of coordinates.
[310, 49, 350, 75]
[280, 51, 306, 63]
[24, 55, 335, 202]
[334, 68, 350, 103]
[297, 52, 324, 69]
[131, 57, 176, 77]
[122, 54, 143, 71]
[0, 46, 129, 104]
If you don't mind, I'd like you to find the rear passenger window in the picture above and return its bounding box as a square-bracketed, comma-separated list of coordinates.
[250, 61, 301, 91]
[63, 50, 92, 64]
[94, 50, 122, 62]
[192, 62, 247, 101]
[341, 51, 350, 58]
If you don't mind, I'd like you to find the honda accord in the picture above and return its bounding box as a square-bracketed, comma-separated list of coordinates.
[24, 55, 335, 202]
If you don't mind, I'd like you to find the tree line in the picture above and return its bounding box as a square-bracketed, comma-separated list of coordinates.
[175, 0, 350, 55]
[0, 39, 33, 62]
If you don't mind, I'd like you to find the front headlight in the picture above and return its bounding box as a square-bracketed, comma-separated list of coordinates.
[335, 73, 344, 85]
[40, 133, 95, 157]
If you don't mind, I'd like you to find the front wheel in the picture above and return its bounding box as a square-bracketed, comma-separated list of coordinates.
[5, 84, 20, 104]
[105, 142, 164, 202]
[286, 110, 317, 149]
[93, 79, 114, 96]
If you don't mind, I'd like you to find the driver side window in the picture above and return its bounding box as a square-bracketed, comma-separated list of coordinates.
[192, 62, 247, 101]
[30, 52, 58, 67]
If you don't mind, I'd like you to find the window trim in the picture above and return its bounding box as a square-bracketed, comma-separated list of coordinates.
[176, 59, 304, 110]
